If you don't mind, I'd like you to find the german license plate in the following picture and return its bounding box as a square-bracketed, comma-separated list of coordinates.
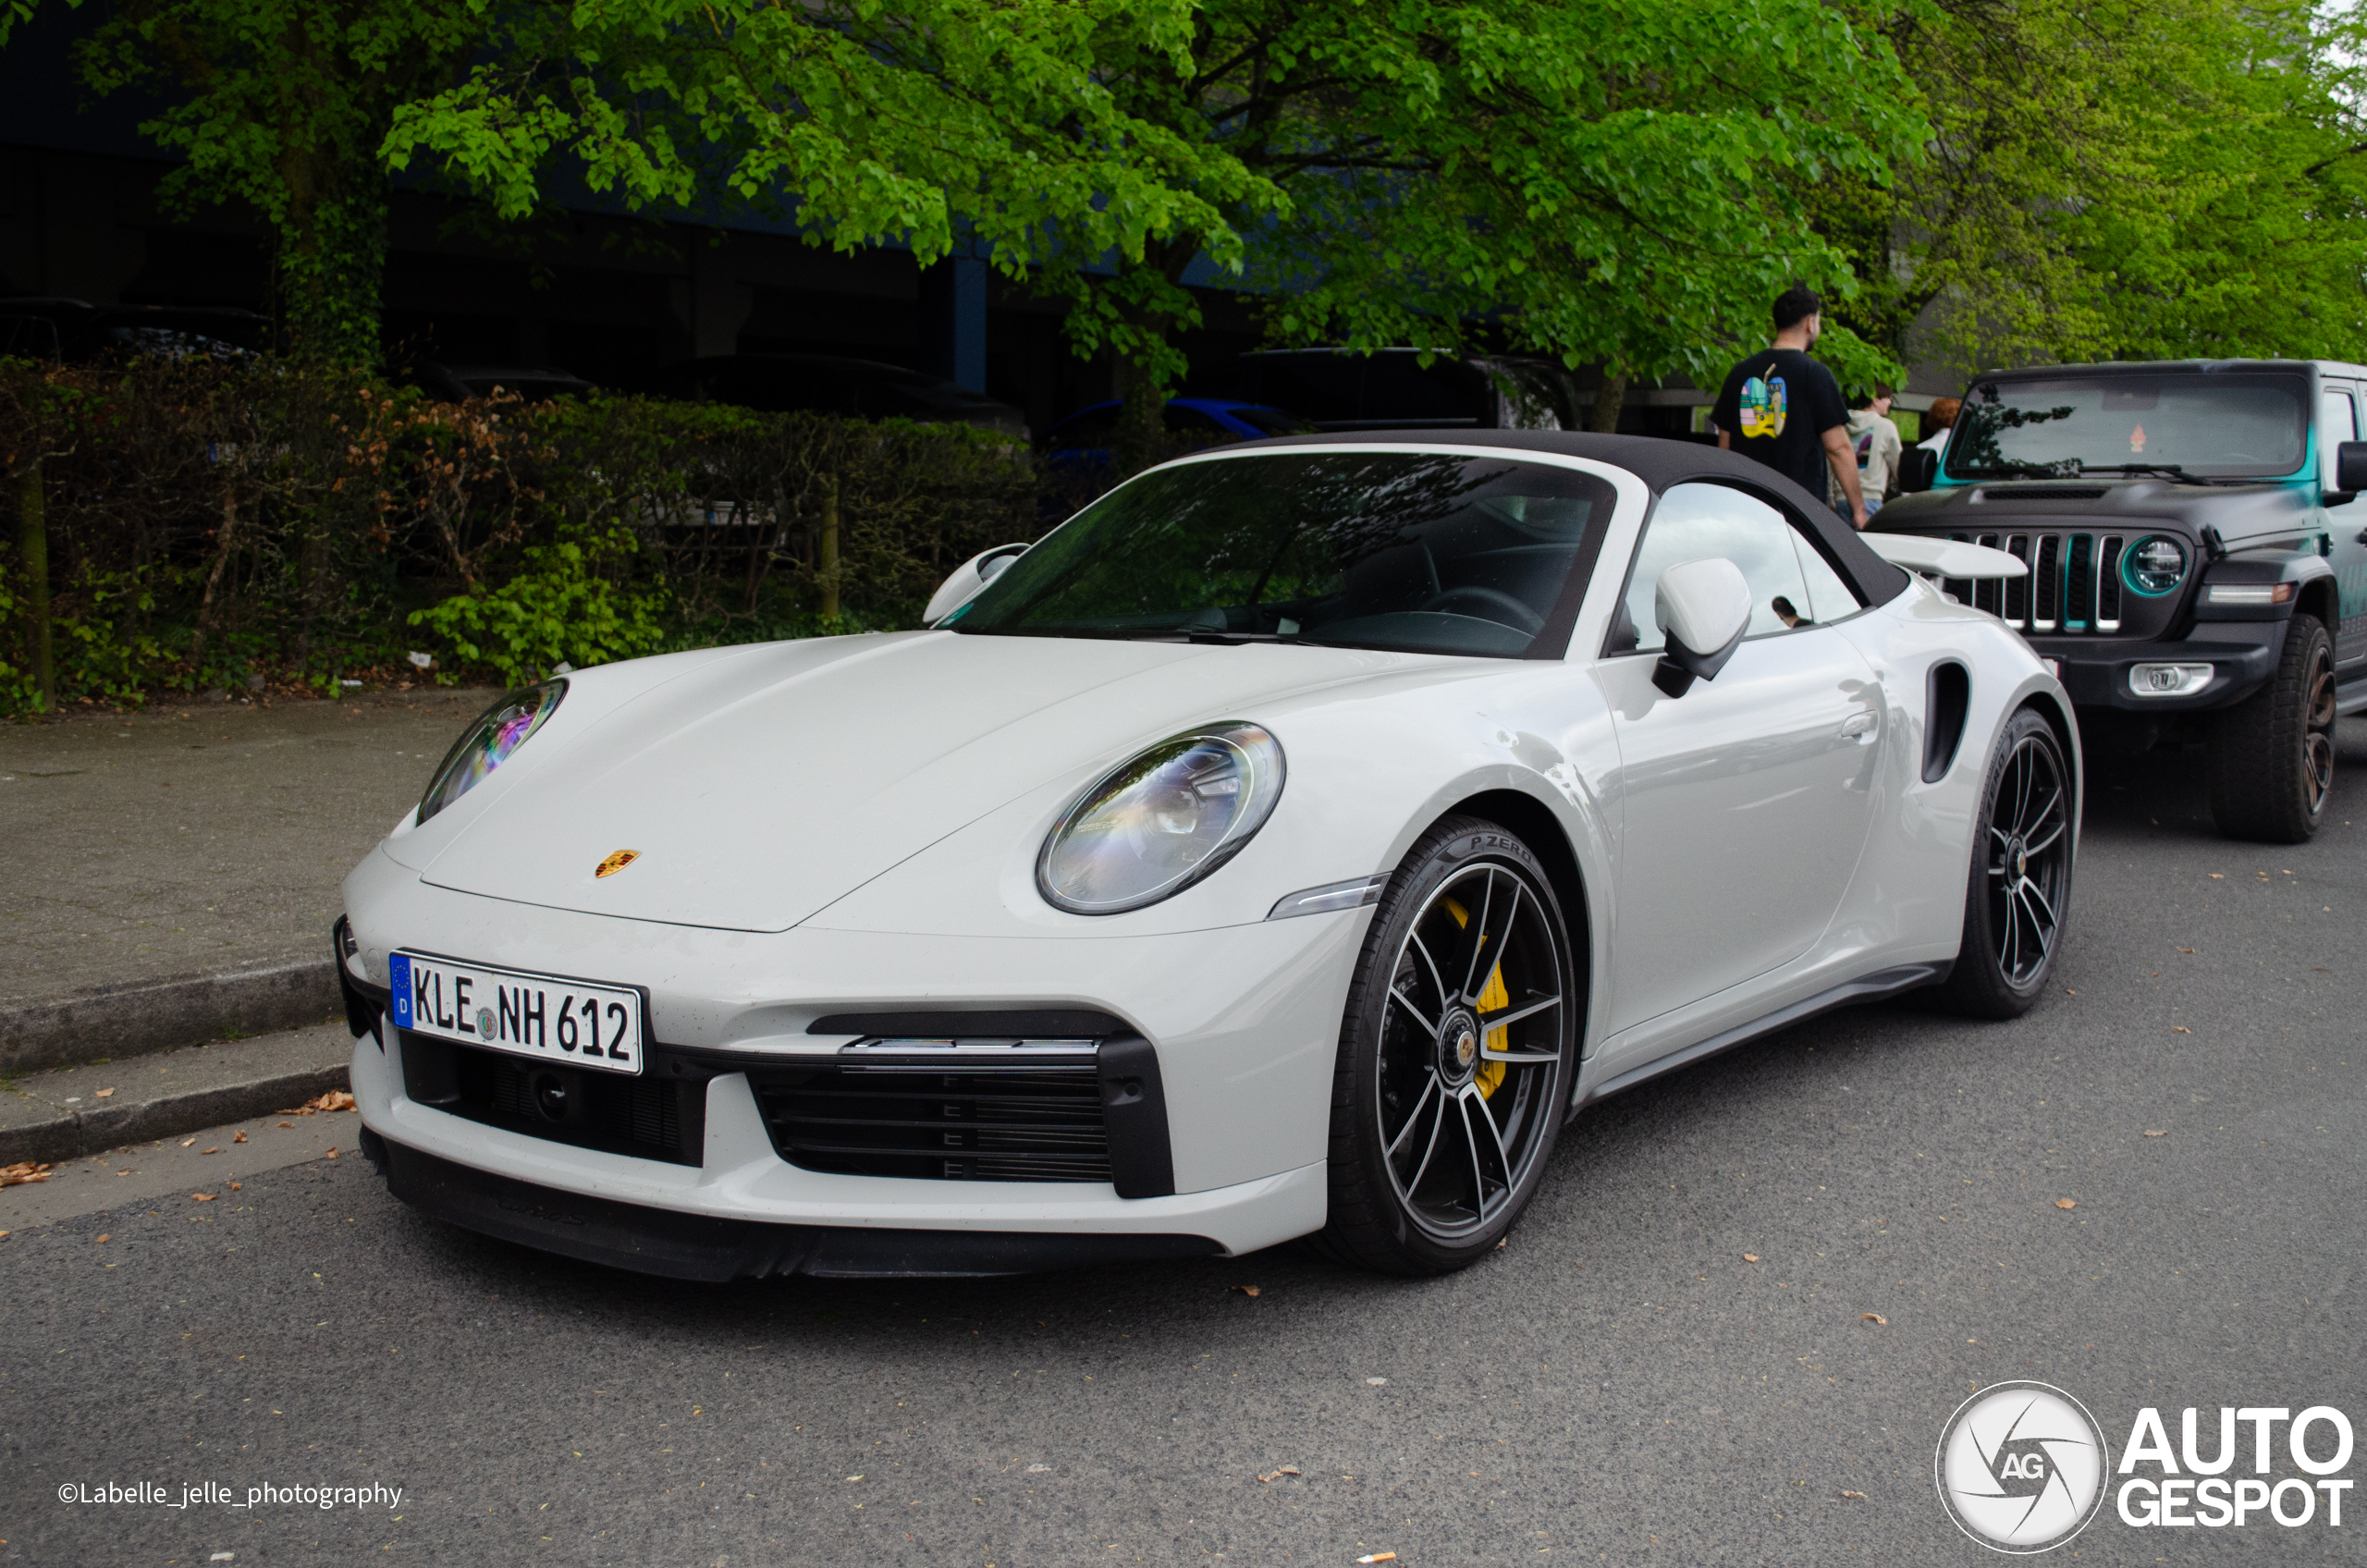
[388, 951, 644, 1076]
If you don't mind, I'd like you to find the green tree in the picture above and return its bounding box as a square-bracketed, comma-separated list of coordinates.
[4, 0, 489, 364]
[386, 0, 1925, 459]
[1813, 0, 2367, 374]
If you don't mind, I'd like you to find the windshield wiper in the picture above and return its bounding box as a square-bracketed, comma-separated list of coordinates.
[1952, 460, 2077, 480]
[2079, 462, 2204, 485]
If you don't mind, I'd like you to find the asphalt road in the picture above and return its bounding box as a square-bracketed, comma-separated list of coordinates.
[6, 725, 2364, 1568]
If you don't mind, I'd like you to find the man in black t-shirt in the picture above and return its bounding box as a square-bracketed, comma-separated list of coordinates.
[1711, 286, 1866, 527]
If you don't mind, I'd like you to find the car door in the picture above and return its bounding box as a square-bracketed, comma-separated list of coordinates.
[1594, 481, 1886, 1035]
[2319, 381, 2367, 673]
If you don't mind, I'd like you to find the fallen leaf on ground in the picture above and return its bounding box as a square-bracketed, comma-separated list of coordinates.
[192, 1193, 216, 1202]
[276, 1121, 292, 1129]
[2144, 1130, 2167, 1138]
[94, 1233, 109, 1244]
[1861, 1313, 1887, 1325]
[92, 1087, 114, 1099]
[324, 1147, 340, 1159]
[228, 1182, 241, 1191]
[2055, 1198, 2078, 1210]
[2177, 948, 2195, 953]
[200, 1147, 218, 1156]
[0, 1161, 53, 1188]
[0, 1230, 9, 1239]
[232, 1131, 247, 1145]
[1230, 1284, 1260, 1297]
[2172, 1026, 2191, 1034]
[1257, 1467, 1301, 1483]
[1841, 1490, 1867, 1499]
[1356, 1555, 1398, 1564]
[1743, 1254, 1761, 1264]
[278, 1090, 357, 1116]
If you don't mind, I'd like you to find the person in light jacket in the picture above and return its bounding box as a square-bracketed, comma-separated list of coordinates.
[1833, 384, 1904, 518]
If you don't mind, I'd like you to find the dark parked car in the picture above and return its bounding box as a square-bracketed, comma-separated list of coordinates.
[0, 297, 271, 361]
[1038, 397, 1317, 469]
[1883, 357, 2367, 842]
[399, 361, 595, 403]
[1235, 348, 1579, 432]
[639, 354, 1027, 437]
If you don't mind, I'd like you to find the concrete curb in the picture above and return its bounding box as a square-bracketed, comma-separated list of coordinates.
[0, 957, 339, 1078]
[0, 1022, 356, 1167]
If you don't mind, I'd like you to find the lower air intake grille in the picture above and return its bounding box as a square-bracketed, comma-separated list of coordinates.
[753, 1063, 1112, 1183]
[399, 1034, 702, 1167]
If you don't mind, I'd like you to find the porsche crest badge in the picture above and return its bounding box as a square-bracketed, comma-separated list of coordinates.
[595, 850, 641, 879]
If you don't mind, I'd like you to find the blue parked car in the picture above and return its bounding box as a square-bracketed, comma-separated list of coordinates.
[1040, 398, 1317, 470]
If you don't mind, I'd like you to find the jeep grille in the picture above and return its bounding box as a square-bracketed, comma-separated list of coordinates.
[1943, 532, 2128, 634]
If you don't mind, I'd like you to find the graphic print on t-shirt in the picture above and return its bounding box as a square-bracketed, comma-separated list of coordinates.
[1740, 374, 1788, 439]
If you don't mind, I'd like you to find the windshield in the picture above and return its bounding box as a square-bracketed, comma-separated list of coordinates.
[947, 450, 1613, 657]
[1945, 373, 2309, 480]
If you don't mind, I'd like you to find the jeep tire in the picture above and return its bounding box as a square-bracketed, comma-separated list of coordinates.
[2207, 613, 2336, 844]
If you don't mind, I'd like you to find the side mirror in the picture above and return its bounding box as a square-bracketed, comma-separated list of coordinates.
[1896, 446, 1938, 494]
[924, 543, 1028, 625]
[2333, 440, 2367, 499]
[1651, 557, 1753, 698]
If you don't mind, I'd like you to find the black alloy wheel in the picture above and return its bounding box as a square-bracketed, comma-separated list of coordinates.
[1313, 817, 1577, 1274]
[2209, 613, 2336, 843]
[1932, 707, 2075, 1018]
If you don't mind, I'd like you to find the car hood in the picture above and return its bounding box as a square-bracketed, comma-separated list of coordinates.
[415, 631, 1417, 932]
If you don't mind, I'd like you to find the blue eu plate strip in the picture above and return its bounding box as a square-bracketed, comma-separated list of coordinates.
[388, 953, 414, 1030]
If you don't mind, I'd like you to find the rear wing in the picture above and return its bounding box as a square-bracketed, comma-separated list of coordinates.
[1861, 533, 2028, 580]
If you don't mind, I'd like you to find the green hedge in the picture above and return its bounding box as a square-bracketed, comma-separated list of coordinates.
[0, 356, 1054, 716]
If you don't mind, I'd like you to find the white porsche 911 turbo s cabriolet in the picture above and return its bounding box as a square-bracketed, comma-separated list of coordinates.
[335, 432, 2076, 1281]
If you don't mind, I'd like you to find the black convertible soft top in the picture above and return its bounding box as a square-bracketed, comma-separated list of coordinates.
[1239, 428, 1912, 610]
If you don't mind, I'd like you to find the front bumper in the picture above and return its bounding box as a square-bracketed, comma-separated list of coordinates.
[2031, 621, 2287, 712]
[353, 1035, 1328, 1276]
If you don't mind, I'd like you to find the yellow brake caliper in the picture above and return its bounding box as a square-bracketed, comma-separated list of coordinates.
[1441, 898, 1509, 1099]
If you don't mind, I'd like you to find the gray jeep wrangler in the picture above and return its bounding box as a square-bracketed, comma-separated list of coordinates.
[1884, 359, 2367, 842]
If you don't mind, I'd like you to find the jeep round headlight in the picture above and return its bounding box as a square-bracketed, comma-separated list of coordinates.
[416, 680, 566, 825]
[2124, 536, 2186, 596]
[1038, 724, 1285, 914]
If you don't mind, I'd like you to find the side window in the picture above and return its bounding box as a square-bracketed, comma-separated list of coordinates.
[2320, 387, 2358, 492]
[1616, 483, 1859, 652]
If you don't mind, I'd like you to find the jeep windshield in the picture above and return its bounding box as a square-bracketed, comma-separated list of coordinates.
[1945, 373, 2309, 482]
[945, 450, 1612, 657]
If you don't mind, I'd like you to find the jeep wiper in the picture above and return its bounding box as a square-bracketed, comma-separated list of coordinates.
[1952, 461, 2074, 480]
[2079, 462, 2204, 485]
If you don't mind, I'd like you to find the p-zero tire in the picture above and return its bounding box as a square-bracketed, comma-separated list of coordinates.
[2208, 613, 2336, 844]
[1932, 707, 2075, 1019]
[1312, 816, 1578, 1276]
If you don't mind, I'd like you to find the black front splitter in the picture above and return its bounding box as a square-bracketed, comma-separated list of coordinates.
[360, 1128, 1221, 1281]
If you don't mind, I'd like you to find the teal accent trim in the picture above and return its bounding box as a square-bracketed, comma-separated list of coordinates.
[2120, 535, 2185, 597]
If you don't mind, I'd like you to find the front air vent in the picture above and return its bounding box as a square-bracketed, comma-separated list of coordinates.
[1988, 487, 2108, 501]
[1924, 662, 1971, 783]
[1944, 532, 2126, 634]
[754, 1061, 1113, 1183]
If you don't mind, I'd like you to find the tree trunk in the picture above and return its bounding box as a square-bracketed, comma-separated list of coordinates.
[1110, 354, 1167, 480]
[1590, 374, 1628, 435]
[189, 479, 240, 669]
[16, 459, 53, 708]
[818, 471, 841, 620]
[275, 141, 388, 368]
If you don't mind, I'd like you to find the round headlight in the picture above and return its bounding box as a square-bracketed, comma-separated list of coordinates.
[1038, 723, 1285, 914]
[416, 680, 566, 825]
[2124, 536, 2187, 596]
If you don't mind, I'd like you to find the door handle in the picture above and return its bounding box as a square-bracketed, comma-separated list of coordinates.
[1839, 711, 1878, 740]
